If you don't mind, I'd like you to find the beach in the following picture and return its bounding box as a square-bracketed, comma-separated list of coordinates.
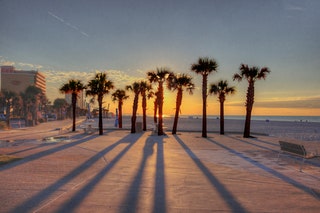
[0, 117, 320, 212]
[106, 116, 320, 142]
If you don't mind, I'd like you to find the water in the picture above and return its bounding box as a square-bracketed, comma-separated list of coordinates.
[180, 115, 320, 123]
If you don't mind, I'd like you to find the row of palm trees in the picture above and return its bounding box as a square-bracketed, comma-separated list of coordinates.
[59, 57, 270, 138]
[0, 85, 47, 127]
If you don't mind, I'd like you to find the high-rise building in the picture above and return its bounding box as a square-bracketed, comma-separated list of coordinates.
[65, 90, 86, 109]
[0, 66, 46, 95]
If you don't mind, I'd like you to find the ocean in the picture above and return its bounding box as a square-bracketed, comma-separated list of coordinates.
[180, 115, 320, 123]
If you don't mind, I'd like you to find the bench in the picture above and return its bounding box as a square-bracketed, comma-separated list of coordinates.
[278, 141, 319, 171]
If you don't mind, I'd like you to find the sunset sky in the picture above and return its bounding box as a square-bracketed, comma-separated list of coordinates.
[1, 0, 319, 116]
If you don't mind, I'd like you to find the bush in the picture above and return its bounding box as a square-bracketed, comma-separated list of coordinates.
[0, 121, 8, 130]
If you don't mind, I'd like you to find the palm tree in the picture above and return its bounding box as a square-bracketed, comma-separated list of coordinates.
[233, 64, 271, 138]
[140, 81, 152, 131]
[53, 98, 68, 120]
[59, 79, 86, 131]
[191, 57, 218, 138]
[209, 80, 236, 135]
[168, 74, 195, 134]
[1, 90, 17, 127]
[86, 72, 114, 135]
[21, 86, 43, 126]
[147, 68, 174, 135]
[111, 89, 129, 128]
[126, 81, 142, 133]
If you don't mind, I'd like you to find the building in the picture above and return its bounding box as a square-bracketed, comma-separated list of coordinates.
[0, 66, 46, 95]
[65, 90, 86, 109]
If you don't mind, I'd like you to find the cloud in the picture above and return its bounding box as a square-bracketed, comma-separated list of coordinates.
[17, 63, 43, 70]
[0, 58, 43, 69]
[0, 56, 15, 66]
[48, 11, 89, 37]
[42, 69, 144, 101]
[285, 5, 305, 11]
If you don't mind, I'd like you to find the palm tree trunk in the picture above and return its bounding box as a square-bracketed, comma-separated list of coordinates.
[154, 96, 158, 124]
[131, 93, 139, 133]
[5, 101, 10, 128]
[118, 101, 123, 128]
[172, 89, 182, 134]
[158, 82, 164, 135]
[98, 95, 103, 135]
[202, 74, 208, 138]
[244, 82, 254, 138]
[220, 100, 224, 135]
[142, 92, 147, 131]
[72, 94, 77, 131]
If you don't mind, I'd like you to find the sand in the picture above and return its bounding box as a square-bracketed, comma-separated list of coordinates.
[0, 117, 319, 212]
[103, 116, 320, 142]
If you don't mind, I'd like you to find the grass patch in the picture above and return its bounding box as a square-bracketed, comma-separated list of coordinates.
[0, 154, 22, 165]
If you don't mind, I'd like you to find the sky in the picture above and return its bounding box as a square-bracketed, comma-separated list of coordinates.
[1, 0, 320, 116]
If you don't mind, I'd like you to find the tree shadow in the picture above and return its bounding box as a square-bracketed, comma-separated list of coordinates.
[173, 135, 248, 213]
[120, 135, 166, 213]
[224, 135, 278, 152]
[227, 135, 320, 168]
[8, 132, 142, 213]
[53, 132, 144, 212]
[205, 137, 319, 200]
[6, 133, 85, 155]
[1, 134, 100, 172]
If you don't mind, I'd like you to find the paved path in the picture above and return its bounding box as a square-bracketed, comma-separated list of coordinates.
[0, 126, 320, 212]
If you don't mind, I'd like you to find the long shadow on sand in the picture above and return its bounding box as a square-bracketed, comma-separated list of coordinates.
[0, 134, 99, 172]
[173, 135, 248, 213]
[52, 132, 144, 213]
[6, 133, 87, 156]
[224, 135, 278, 152]
[227, 135, 320, 168]
[120, 135, 166, 213]
[206, 137, 319, 200]
[9, 132, 142, 213]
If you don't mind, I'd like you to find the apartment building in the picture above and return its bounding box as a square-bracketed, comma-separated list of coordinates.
[0, 66, 46, 95]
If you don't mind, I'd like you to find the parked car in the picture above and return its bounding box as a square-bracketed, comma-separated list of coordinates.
[0, 114, 6, 121]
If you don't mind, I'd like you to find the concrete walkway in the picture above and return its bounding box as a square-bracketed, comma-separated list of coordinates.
[0, 128, 320, 212]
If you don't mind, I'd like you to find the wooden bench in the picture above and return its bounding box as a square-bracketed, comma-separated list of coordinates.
[278, 141, 319, 171]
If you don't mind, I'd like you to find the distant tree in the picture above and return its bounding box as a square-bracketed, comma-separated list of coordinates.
[21, 86, 42, 126]
[191, 57, 218, 138]
[168, 73, 195, 134]
[209, 80, 236, 135]
[233, 64, 270, 138]
[59, 79, 86, 131]
[126, 81, 142, 133]
[1, 90, 17, 127]
[147, 68, 174, 135]
[53, 98, 68, 120]
[140, 81, 152, 131]
[112, 89, 129, 128]
[86, 72, 114, 135]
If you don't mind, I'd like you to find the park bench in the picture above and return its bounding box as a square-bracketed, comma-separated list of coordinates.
[277, 141, 319, 171]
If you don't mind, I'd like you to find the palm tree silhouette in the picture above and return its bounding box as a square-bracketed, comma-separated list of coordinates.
[86, 73, 114, 135]
[168, 73, 195, 134]
[233, 64, 270, 138]
[59, 80, 86, 131]
[209, 80, 236, 135]
[126, 81, 142, 133]
[191, 57, 218, 138]
[1, 90, 17, 127]
[111, 89, 129, 129]
[139, 81, 152, 131]
[147, 68, 174, 135]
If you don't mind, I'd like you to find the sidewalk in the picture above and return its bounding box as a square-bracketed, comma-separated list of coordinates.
[0, 129, 319, 212]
